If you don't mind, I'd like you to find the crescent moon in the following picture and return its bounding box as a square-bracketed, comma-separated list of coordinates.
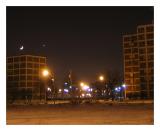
[20, 46, 24, 51]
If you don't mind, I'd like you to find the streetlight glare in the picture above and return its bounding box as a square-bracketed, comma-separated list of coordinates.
[80, 82, 84, 87]
[82, 85, 90, 91]
[99, 76, 104, 81]
[122, 84, 126, 88]
[42, 69, 49, 77]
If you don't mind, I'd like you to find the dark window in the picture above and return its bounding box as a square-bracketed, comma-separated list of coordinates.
[33, 76, 39, 81]
[13, 82, 19, 87]
[124, 36, 130, 42]
[125, 61, 132, 66]
[20, 69, 26, 74]
[132, 60, 138, 66]
[131, 36, 137, 41]
[13, 76, 19, 81]
[138, 34, 145, 40]
[27, 69, 32, 74]
[20, 75, 26, 80]
[134, 73, 139, 78]
[140, 70, 146, 76]
[139, 55, 146, 61]
[33, 57, 39, 62]
[33, 69, 39, 74]
[147, 40, 153, 46]
[148, 55, 153, 61]
[34, 64, 39, 68]
[20, 63, 26, 68]
[133, 67, 139, 72]
[140, 77, 146, 83]
[147, 48, 153, 54]
[139, 42, 145, 47]
[14, 69, 19, 75]
[125, 68, 131, 72]
[20, 56, 26, 61]
[132, 48, 138, 53]
[14, 64, 19, 68]
[27, 75, 32, 80]
[140, 83, 147, 90]
[148, 62, 153, 68]
[7, 64, 13, 69]
[140, 63, 146, 68]
[132, 54, 138, 59]
[147, 33, 153, 39]
[39, 64, 45, 68]
[7, 70, 13, 75]
[14, 57, 19, 62]
[20, 82, 26, 87]
[125, 49, 131, 53]
[27, 82, 32, 87]
[7, 58, 13, 63]
[27, 63, 33, 68]
[125, 55, 131, 59]
[146, 26, 153, 32]
[7, 76, 13, 81]
[138, 27, 145, 33]
[40, 58, 46, 63]
[27, 56, 33, 62]
[124, 43, 130, 47]
[33, 82, 39, 87]
[139, 48, 146, 54]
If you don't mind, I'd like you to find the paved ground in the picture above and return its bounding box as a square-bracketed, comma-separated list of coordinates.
[7, 103, 153, 125]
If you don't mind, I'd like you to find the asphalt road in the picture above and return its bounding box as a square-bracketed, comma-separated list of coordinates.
[7, 103, 153, 125]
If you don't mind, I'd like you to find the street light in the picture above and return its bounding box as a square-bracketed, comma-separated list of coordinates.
[122, 83, 127, 99]
[99, 75, 104, 81]
[42, 69, 49, 77]
[80, 82, 84, 87]
[122, 84, 126, 88]
[42, 69, 50, 104]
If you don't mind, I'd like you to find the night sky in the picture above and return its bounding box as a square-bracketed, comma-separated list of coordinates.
[7, 6, 153, 86]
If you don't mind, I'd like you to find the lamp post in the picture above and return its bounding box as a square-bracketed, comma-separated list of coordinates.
[122, 84, 126, 99]
[42, 69, 49, 103]
[98, 75, 105, 97]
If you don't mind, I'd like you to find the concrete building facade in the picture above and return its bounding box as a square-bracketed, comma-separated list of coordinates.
[123, 23, 154, 99]
[7, 55, 47, 102]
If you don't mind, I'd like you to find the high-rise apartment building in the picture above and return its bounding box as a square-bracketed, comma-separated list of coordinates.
[7, 55, 47, 102]
[123, 23, 154, 99]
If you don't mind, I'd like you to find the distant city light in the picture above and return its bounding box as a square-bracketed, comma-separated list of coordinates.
[47, 87, 51, 92]
[59, 89, 62, 92]
[64, 89, 69, 93]
[81, 94, 85, 97]
[69, 86, 72, 89]
[115, 87, 118, 91]
[64, 82, 68, 85]
[82, 85, 90, 91]
[86, 93, 91, 97]
[122, 84, 126, 88]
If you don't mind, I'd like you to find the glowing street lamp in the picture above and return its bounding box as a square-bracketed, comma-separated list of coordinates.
[99, 75, 104, 81]
[42, 69, 49, 77]
[82, 85, 90, 91]
[42, 69, 50, 104]
[122, 84, 126, 88]
[122, 83, 127, 99]
[80, 82, 84, 87]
